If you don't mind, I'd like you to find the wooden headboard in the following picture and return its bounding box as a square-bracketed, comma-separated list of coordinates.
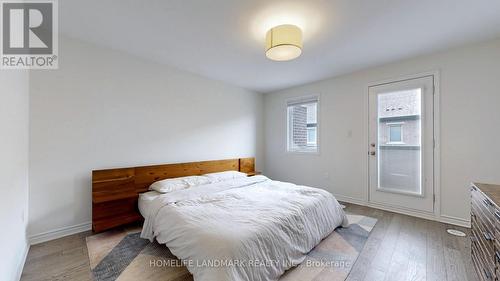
[92, 158, 255, 232]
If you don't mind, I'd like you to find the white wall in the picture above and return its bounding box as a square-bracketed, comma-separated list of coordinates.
[0, 70, 30, 281]
[29, 37, 263, 237]
[264, 38, 500, 225]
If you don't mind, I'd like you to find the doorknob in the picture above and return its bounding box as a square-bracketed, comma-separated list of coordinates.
[370, 151, 376, 156]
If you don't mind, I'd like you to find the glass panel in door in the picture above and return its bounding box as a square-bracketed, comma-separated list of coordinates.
[377, 89, 422, 195]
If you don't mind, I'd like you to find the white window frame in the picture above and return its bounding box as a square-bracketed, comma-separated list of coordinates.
[286, 95, 320, 154]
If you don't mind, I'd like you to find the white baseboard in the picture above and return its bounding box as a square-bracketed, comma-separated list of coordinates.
[29, 221, 92, 245]
[333, 194, 367, 206]
[440, 214, 471, 228]
[15, 241, 30, 281]
[334, 194, 471, 228]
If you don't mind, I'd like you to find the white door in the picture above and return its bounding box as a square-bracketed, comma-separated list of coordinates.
[368, 76, 435, 213]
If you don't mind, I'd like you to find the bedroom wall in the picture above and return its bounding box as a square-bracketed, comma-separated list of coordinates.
[264, 38, 500, 226]
[28, 36, 264, 238]
[0, 70, 30, 280]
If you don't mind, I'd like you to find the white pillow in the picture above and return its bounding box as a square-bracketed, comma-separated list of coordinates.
[203, 171, 247, 182]
[149, 175, 211, 193]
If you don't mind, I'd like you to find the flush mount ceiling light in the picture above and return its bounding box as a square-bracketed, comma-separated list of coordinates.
[265, 24, 302, 61]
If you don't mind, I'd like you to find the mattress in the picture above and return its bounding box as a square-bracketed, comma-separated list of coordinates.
[138, 190, 162, 219]
[140, 175, 348, 281]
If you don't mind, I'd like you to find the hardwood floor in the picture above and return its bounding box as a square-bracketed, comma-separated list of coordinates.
[343, 204, 477, 281]
[20, 204, 478, 281]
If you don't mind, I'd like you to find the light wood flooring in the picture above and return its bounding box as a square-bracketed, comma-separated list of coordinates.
[20, 203, 478, 281]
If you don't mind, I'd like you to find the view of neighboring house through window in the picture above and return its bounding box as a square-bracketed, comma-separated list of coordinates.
[377, 89, 422, 194]
[388, 123, 403, 143]
[287, 96, 318, 152]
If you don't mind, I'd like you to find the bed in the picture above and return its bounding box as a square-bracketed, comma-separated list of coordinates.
[139, 175, 347, 281]
[92, 158, 348, 281]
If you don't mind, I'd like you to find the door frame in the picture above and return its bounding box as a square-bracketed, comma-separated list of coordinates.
[362, 70, 441, 219]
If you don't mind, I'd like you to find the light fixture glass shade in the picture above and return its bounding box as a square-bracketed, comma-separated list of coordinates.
[265, 24, 302, 61]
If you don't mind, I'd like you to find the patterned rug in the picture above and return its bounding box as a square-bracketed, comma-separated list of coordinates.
[86, 214, 377, 281]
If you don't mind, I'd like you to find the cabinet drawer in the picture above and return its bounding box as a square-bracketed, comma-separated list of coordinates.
[472, 224, 495, 265]
[494, 209, 500, 232]
[471, 183, 500, 281]
[472, 187, 496, 220]
[472, 241, 495, 280]
[472, 207, 495, 232]
[472, 250, 490, 281]
[471, 252, 483, 281]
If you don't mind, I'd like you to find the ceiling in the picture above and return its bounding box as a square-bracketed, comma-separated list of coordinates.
[60, 0, 500, 93]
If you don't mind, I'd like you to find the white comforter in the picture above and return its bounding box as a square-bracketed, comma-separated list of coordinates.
[141, 175, 348, 281]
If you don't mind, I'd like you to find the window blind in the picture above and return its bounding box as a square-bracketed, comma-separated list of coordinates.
[286, 96, 318, 107]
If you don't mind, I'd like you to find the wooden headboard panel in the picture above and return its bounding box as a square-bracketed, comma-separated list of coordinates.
[92, 158, 255, 232]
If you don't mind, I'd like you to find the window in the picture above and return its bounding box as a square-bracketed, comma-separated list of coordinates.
[287, 96, 318, 152]
[388, 123, 403, 143]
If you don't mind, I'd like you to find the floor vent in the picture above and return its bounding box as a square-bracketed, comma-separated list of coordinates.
[446, 229, 466, 237]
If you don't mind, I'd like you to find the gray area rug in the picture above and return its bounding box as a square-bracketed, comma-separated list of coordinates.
[86, 213, 377, 281]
